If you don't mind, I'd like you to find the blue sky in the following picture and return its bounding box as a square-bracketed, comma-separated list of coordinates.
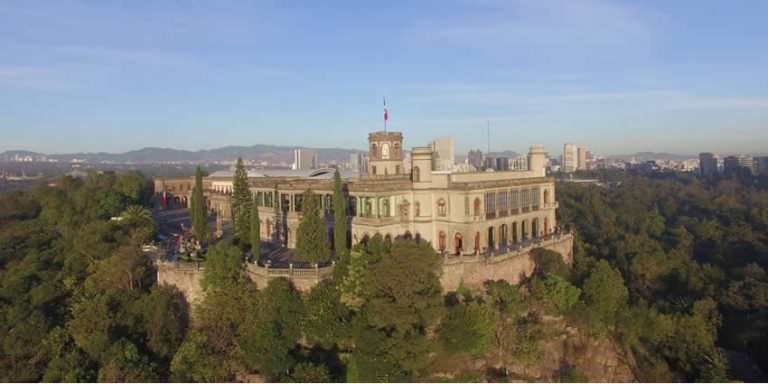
[1, 0, 767, 156]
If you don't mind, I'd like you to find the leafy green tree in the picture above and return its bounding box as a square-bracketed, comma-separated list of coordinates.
[240, 278, 304, 380]
[250, 192, 260, 259]
[582, 260, 628, 332]
[364, 239, 443, 334]
[439, 301, 495, 356]
[346, 239, 444, 379]
[85, 243, 154, 292]
[171, 329, 234, 382]
[114, 170, 148, 205]
[346, 325, 410, 382]
[189, 165, 209, 242]
[531, 248, 571, 279]
[121, 205, 152, 224]
[141, 285, 188, 360]
[302, 280, 350, 348]
[286, 362, 331, 383]
[42, 328, 96, 382]
[97, 339, 158, 382]
[531, 273, 581, 315]
[294, 189, 330, 263]
[202, 241, 244, 292]
[231, 157, 252, 243]
[332, 169, 347, 255]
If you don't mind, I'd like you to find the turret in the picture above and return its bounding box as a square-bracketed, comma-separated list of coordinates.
[368, 131, 403, 176]
[528, 145, 547, 177]
[410, 146, 433, 183]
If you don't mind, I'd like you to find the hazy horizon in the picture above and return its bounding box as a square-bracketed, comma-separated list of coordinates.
[2, 1, 767, 156]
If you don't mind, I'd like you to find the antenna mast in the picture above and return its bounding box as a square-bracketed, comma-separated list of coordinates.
[486, 120, 490, 155]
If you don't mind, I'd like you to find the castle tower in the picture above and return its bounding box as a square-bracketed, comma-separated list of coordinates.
[410, 146, 433, 183]
[368, 131, 403, 176]
[527, 145, 547, 177]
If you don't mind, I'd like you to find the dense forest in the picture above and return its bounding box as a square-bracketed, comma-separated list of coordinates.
[1, 169, 767, 382]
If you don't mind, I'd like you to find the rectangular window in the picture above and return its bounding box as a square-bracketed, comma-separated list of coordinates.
[484, 192, 496, 214]
[497, 190, 508, 212]
[281, 193, 290, 211]
[464, 196, 470, 216]
[511, 190, 519, 209]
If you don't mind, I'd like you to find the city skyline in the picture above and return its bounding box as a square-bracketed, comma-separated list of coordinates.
[2, 1, 767, 155]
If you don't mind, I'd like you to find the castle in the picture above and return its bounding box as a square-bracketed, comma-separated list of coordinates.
[155, 131, 562, 257]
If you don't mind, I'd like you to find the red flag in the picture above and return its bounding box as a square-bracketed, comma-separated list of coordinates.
[383, 97, 388, 121]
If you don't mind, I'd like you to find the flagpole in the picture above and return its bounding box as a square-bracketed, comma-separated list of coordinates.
[383, 97, 387, 133]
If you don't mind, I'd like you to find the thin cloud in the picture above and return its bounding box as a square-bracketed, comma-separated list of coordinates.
[405, 0, 656, 48]
[0, 65, 73, 89]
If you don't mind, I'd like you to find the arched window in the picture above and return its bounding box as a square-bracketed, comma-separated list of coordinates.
[381, 143, 390, 159]
[544, 189, 550, 205]
[473, 198, 481, 216]
[438, 231, 446, 252]
[382, 198, 390, 217]
[412, 166, 420, 182]
[371, 143, 378, 158]
[474, 232, 480, 252]
[364, 198, 372, 217]
[464, 196, 470, 216]
[414, 201, 420, 217]
[371, 165, 377, 175]
[437, 198, 447, 217]
[454, 233, 463, 255]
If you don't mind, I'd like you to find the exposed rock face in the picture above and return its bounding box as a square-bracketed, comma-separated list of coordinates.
[429, 317, 636, 383]
[525, 322, 636, 382]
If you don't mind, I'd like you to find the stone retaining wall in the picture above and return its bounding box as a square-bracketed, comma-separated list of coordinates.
[156, 234, 573, 304]
[440, 234, 573, 292]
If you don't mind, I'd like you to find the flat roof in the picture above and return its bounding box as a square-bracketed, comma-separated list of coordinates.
[209, 168, 359, 180]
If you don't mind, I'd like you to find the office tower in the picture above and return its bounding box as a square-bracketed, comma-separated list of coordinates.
[431, 137, 455, 171]
[699, 152, 717, 176]
[293, 148, 318, 170]
[467, 149, 483, 170]
[577, 147, 588, 170]
[723, 155, 740, 173]
[563, 143, 578, 173]
[496, 157, 509, 171]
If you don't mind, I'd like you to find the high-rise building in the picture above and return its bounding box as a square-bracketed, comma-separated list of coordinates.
[723, 156, 742, 174]
[467, 149, 483, 170]
[577, 147, 587, 171]
[563, 143, 578, 173]
[349, 153, 363, 172]
[483, 157, 496, 171]
[755, 156, 768, 175]
[431, 137, 455, 171]
[738, 156, 755, 174]
[699, 152, 717, 176]
[496, 157, 509, 171]
[293, 148, 318, 170]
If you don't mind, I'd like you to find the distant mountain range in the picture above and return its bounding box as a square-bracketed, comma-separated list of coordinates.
[1, 145, 367, 164]
[606, 152, 697, 161]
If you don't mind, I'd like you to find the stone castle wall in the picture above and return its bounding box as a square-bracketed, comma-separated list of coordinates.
[155, 260, 335, 306]
[156, 235, 573, 304]
[441, 234, 573, 291]
[156, 261, 206, 306]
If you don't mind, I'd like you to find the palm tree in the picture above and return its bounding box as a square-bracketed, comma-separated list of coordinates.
[121, 205, 152, 224]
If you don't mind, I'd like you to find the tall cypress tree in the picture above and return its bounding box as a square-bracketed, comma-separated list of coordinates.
[250, 192, 260, 260]
[190, 165, 209, 241]
[295, 189, 330, 263]
[231, 157, 252, 243]
[333, 170, 347, 255]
